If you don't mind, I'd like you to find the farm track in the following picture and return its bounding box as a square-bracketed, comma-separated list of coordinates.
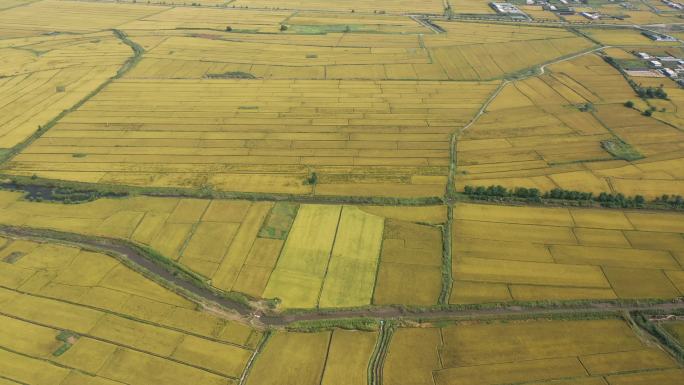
[1, 225, 682, 328]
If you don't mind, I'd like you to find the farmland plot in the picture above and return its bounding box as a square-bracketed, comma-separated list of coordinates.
[0, 0, 163, 34]
[385, 318, 682, 385]
[457, 53, 684, 198]
[0, 32, 133, 148]
[0, 191, 446, 308]
[3, 79, 498, 198]
[451, 202, 684, 304]
[0, 237, 260, 385]
[246, 329, 377, 385]
[230, 0, 445, 14]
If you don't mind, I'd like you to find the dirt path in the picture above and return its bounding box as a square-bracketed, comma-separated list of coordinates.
[1, 226, 682, 328]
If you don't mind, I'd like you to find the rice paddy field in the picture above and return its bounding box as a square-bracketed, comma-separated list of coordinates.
[0, 32, 133, 148]
[230, 0, 445, 14]
[457, 53, 684, 199]
[247, 329, 378, 385]
[1, 0, 684, 383]
[451, 202, 684, 304]
[384, 318, 684, 385]
[0, 236, 261, 385]
[2, 79, 496, 198]
[0, 190, 447, 309]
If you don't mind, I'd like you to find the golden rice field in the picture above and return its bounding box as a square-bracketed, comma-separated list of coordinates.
[230, 0, 445, 14]
[457, 53, 684, 198]
[448, 0, 496, 14]
[247, 329, 377, 385]
[119, 6, 293, 34]
[384, 318, 683, 385]
[2, 79, 497, 198]
[0, 190, 447, 308]
[0, 0, 162, 35]
[119, 23, 593, 81]
[583, 28, 682, 46]
[0, 237, 260, 385]
[451, 202, 684, 304]
[0, 32, 133, 148]
[0, 1, 683, 383]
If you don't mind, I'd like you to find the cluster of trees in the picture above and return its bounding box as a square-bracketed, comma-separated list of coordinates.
[463, 185, 541, 201]
[463, 185, 648, 208]
[603, 56, 669, 100]
[596, 192, 645, 208]
[634, 84, 668, 99]
[654, 194, 684, 208]
[545, 188, 593, 201]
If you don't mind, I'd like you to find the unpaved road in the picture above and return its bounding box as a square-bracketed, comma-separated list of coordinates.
[1, 225, 682, 327]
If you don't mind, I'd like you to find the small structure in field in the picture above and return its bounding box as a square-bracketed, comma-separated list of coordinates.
[489, 2, 529, 19]
[641, 31, 677, 42]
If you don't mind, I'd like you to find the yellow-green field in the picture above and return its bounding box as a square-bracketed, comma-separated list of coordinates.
[451, 202, 684, 304]
[0, 191, 447, 308]
[385, 318, 683, 385]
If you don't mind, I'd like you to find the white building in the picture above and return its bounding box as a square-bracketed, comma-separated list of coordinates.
[650, 60, 663, 67]
[661, 68, 677, 78]
[490, 2, 528, 17]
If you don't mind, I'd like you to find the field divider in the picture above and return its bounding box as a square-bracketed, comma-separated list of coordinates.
[438, 205, 453, 305]
[239, 330, 273, 385]
[367, 320, 394, 385]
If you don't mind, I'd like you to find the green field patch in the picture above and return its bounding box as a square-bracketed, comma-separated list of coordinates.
[3, 251, 25, 264]
[258, 202, 299, 240]
[601, 138, 644, 161]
